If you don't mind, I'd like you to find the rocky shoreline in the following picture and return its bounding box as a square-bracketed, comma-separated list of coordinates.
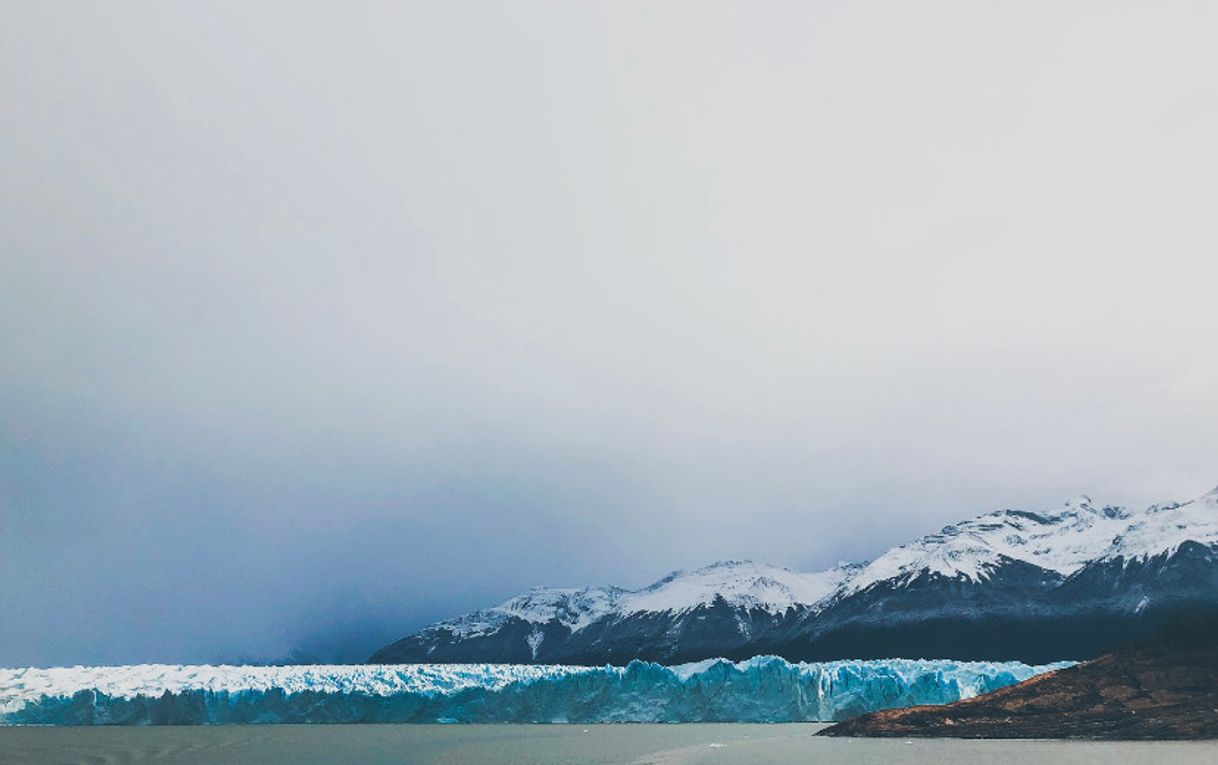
[819, 636, 1218, 740]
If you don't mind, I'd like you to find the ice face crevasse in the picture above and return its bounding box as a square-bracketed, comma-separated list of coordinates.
[0, 657, 1068, 725]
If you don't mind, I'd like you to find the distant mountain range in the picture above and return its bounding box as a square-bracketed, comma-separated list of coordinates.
[369, 485, 1218, 665]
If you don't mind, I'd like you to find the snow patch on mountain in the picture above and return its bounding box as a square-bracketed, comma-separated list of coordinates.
[619, 560, 853, 615]
[1101, 485, 1218, 563]
[434, 586, 624, 638]
[430, 560, 857, 640]
[842, 494, 1135, 593]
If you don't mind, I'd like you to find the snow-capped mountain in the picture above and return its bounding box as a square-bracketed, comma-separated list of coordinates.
[840, 495, 1132, 593]
[431, 559, 852, 643]
[370, 561, 858, 665]
[371, 484, 1218, 665]
[620, 559, 854, 615]
[1099, 486, 1218, 563]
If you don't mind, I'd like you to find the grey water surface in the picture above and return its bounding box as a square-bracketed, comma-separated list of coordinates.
[3, 724, 1217, 765]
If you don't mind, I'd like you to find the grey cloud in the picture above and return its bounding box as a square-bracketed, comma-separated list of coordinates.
[2, 1, 1216, 665]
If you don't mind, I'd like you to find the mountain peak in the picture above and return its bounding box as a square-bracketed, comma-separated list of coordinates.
[1066, 494, 1094, 508]
[1098, 484, 1218, 562]
[623, 559, 848, 615]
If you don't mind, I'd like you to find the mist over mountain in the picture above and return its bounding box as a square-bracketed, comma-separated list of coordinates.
[3, 2, 1217, 669]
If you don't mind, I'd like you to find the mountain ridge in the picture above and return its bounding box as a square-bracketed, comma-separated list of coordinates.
[369, 484, 1218, 665]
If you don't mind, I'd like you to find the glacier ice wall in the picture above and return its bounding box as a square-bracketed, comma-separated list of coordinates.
[0, 656, 1069, 725]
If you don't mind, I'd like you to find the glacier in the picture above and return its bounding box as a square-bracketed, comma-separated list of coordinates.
[0, 656, 1069, 725]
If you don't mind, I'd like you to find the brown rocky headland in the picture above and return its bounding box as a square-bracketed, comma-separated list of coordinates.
[820, 625, 1218, 740]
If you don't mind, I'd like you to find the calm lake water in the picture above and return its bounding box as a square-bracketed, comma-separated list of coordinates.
[2, 724, 1216, 765]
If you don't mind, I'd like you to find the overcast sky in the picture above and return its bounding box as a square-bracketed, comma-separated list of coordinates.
[2, 1, 1217, 666]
